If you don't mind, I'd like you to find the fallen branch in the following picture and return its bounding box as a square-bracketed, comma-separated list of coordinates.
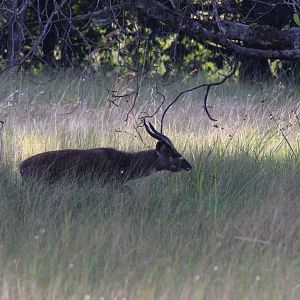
[235, 236, 272, 245]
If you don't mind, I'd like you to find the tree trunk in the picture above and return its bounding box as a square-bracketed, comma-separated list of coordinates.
[239, 56, 273, 82]
[41, 0, 57, 68]
[7, 0, 27, 74]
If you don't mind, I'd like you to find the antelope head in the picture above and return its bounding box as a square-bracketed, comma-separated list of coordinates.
[144, 120, 192, 172]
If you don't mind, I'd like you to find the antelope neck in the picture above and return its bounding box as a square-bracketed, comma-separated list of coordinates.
[124, 149, 160, 177]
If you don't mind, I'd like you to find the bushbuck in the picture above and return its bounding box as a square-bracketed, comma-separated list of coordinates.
[19, 121, 192, 183]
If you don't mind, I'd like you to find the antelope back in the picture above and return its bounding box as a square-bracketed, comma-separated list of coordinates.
[20, 148, 157, 183]
[20, 148, 120, 182]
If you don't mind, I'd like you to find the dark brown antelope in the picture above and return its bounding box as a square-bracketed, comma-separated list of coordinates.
[19, 121, 192, 183]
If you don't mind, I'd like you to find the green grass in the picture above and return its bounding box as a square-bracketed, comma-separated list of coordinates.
[1, 74, 300, 299]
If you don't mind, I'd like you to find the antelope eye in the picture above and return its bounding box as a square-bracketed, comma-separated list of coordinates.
[169, 155, 175, 162]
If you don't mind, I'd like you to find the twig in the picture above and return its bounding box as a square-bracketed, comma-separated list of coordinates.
[268, 108, 297, 158]
[235, 236, 272, 245]
[140, 80, 167, 122]
[56, 98, 82, 117]
[160, 59, 237, 133]
[212, 0, 225, 35]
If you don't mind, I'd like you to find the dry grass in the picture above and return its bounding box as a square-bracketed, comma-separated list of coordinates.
[0, 74, 300, 299]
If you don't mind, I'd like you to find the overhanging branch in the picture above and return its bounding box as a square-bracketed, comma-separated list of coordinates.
[133, 0, 300, 60]
[160, 60, 237, 132]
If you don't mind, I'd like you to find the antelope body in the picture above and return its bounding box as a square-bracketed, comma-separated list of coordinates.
[19, 122, 192, 183]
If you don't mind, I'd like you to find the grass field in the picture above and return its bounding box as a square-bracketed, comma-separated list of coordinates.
[1, 74, 300, 299]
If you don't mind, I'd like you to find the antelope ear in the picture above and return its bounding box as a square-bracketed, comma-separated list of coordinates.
[156, 141, 166, 154]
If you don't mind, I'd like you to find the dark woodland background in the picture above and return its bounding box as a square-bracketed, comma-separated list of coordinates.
[1, 0, 300, 83]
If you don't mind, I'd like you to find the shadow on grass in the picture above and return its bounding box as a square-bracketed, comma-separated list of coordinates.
[0, 152, 300, 299]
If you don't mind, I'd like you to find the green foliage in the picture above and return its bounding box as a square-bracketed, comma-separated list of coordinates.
[293, 14, 300, 27]
[1, 1, 299, 82]
[0, 1, 226, 77]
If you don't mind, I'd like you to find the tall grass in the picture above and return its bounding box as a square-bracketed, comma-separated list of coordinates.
[1, 73, 300, 299]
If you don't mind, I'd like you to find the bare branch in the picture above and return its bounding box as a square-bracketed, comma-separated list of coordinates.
[57, 98, 82, 117]
[160, 60, 237, 132]
[212, 0, 225, 35]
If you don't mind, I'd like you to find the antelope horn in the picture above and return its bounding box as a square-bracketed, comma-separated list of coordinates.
[144, 119, 160, 140]
[143, 119, 173, 147]
[148, 122, 173, 146]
